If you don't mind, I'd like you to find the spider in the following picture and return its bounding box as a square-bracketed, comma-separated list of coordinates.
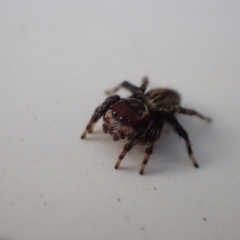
[81, 77, 211, 175]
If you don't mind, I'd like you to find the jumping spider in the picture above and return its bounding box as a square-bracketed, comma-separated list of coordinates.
[81, 77, 211, 175]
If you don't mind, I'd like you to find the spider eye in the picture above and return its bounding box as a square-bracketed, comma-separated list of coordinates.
[113, 111, 117, 116]
[119, 116, 123, 121]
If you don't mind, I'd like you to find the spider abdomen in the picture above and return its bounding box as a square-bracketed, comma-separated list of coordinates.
[145, 88, 181, 110]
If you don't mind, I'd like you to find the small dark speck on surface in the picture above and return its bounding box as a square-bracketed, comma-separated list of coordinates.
[43, 202, 47, 206]
[154, 188, 156, 190]
[203, 218, 207, 221]
[117, 198, 121, 202]
[141, 227, 145, 231]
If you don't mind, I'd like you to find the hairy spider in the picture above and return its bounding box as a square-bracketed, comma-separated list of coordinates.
[81, 77, 211, 175]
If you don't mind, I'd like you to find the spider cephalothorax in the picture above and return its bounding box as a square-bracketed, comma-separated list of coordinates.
[81, 77, 211, 175]
[103, 98, 150, 141]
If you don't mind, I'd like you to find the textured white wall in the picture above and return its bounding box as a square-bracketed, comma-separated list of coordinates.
[0, 1, 240, 240]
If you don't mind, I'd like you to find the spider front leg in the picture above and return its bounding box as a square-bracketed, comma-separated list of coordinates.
[81, 95, 120, 139]
[115, 141, 134, 169]
[115, 129, 145, 170]
[139, 124, 163, 175]
[161, 110, 199, 168]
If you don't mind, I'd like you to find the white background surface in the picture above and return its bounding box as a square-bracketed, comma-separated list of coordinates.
[1, 1, 240, 240]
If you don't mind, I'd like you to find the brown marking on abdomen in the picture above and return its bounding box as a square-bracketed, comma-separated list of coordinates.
[146, 88, 181, 109]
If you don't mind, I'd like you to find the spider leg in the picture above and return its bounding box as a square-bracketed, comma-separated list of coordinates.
[175, 106, 211, 122]
[115, 141, 134, 169]
[105, 81, 139, 95]
[105, 77, 149, 95]
[139, 76, 149, 92]
[139, 124, 163, 175]
[88, 123, 95, 133]
[139, 143, 154, 175]
[160, 110, 199, 168]
[81, 95, 120, 139]
[115, 129, 146, 169]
